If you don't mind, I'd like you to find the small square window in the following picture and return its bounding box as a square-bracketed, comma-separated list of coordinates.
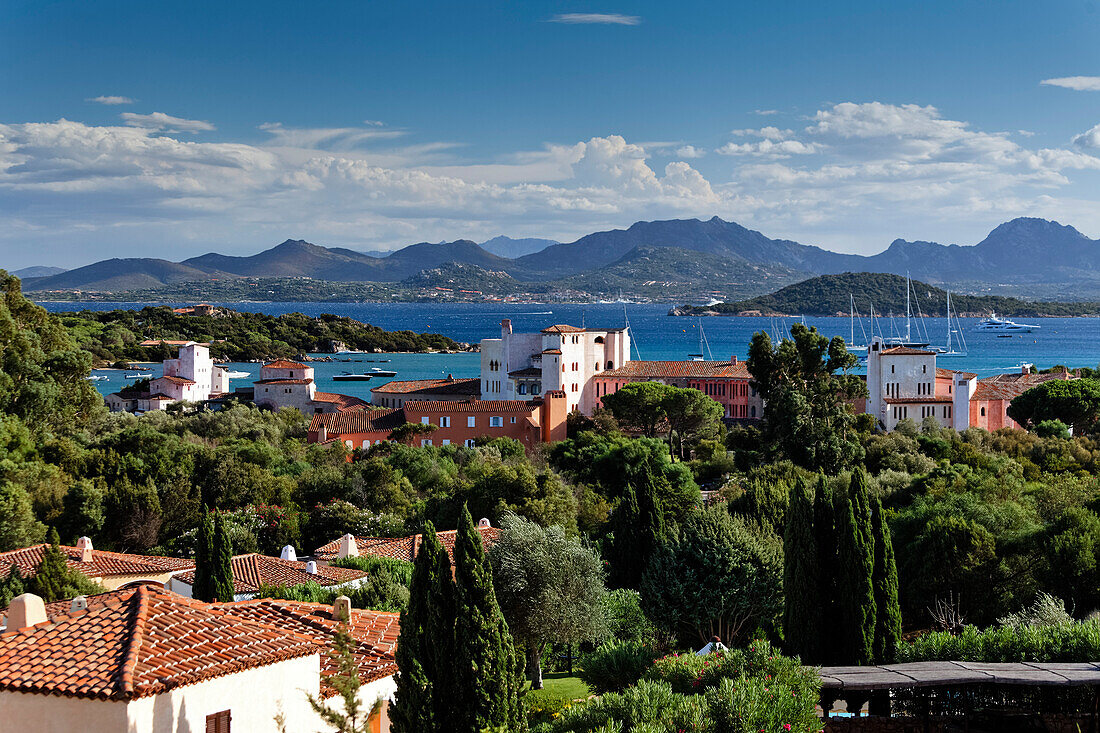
[467, 416, 476, 428]
[421, 416, 430, 425]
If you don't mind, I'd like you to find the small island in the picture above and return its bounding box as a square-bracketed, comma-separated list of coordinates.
[57, 305, 463, 365]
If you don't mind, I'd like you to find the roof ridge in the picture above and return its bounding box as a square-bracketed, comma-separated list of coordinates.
[116, 585, 149, 697]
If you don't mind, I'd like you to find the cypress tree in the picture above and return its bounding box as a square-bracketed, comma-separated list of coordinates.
[783, 476, 821, 662]
[192, 507, 215, 602]
[390, 521, 454, 733]
[834, 469, 876, 665]
[812, 474, 840, 663]
[871, 495, 903, 663]
[212, 511, 235, 602]
[452, 504, 525, 732]
[33, 528, 70, 602]
[609, 460, 667, 589]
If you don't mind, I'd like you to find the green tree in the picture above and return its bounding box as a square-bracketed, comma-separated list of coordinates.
[641, 506, 783, 646]
[30, 528, 70, 602]
[389, 521, 455, 733]
[212, 511, 235, 602]
[489, 513, 608, 689]
[834, 470, 876, 665]
[302, 624, 384, 733]
[192, 509, 215, 602]
[663, 387, 725, 460]
[746, 323, 866, 471]
[451, 504, 525, 732]
[388, 422, 438, 446]
[783, 477, 821, 662]
[602, 382, 675, 438]
[0, 480, 46, 551]
[0, 564, 24, 608]
[608, 460, 668, 589]
[870, 495, 902, 663]
[59, 478, 104, 544]
[1008, 379, 1100, 433]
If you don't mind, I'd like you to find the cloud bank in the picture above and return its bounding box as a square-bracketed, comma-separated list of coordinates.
[1041, 76, 1100, 91]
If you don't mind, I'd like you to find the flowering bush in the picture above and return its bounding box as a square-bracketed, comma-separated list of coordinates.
[525, 692, 575, 728]
[580, 640, 661, 694]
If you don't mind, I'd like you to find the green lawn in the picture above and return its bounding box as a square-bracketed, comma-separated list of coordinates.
[525, 672, 590, 701]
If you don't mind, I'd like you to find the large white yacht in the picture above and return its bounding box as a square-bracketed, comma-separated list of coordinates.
[976, 313, 1040, 333]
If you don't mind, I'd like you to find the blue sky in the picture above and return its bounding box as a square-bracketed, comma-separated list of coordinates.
[2, 0, 1099, 267]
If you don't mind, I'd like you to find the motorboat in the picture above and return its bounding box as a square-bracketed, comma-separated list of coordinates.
[222, 370, 251, 378]
[85, 375, 109, 381]
[332, 372, 373, 381]
[369, 367, 397, 377]
[976, 313, 1039, 333]
[124, 373, 146, 379]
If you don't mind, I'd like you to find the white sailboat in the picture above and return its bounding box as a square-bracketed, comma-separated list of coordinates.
[940, 291, 968, 357]
[881, 273, 930, 348]
[847, 294, 868, 352]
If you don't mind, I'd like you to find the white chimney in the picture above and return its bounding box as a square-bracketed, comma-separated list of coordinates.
[501, 319, 512, 337]
[333, 595, 351, 622]
[318, 423, 328, 443]
[76, 536, 94, 563]
[280, 545, 297, 562]
[70, 596, 88, 613]
[337, 533, 359, 558]
[306, 560, 318, 574]
[8, 593, 47, 629]
[478, 518, 491, 529]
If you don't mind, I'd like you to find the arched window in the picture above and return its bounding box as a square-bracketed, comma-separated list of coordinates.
[606, 360, 614, 369]
[980, 407, 986, 416]
[594, 362, 600, 371]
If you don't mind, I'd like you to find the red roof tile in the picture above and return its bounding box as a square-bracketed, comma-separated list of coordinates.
[971, 371, 1076, 402]
[403, 399, 538, 413]
[370, 377, 480, 395]
[154, 375, 195, 386]
[310, 409, 405, 436]
[541, 349, 562, 355]
[880, 346, 935, 356]
[218, 600, 399, 695]
[0, 545, 194, 580]
[937, 367, 978, 380]
[313, 391, 371, 412]
[263, 360, 308, 370]
[0, 585, 316, 700]
[597, 360, 750, 379]
[173, 554, 369, 595]
[314, 526, 501, 563]
[541, 324, 586, 334]
[255, 378, 313, 385]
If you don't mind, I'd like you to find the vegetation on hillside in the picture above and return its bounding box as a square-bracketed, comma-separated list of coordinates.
[56, 306, 460, 364]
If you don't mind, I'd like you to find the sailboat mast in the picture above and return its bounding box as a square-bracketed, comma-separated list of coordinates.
[850, 293, 855, 345]
[946, 291, 951, 351]
[905, 273, 912, 343]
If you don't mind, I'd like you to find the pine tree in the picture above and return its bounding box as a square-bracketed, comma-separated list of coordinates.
[0, 564, 24, 608]
[871, 495, 903, 663]
[390, 521, 454, 733]
[609, 460, 667, 589]
[812, 474, 840, 663]
[192, 508, 215, 602]
[452, 504, 525, 732]
[33, 528, 70, 602]
[783, 476, 821, 662]
[212, 511, 235, 602]
[834, 470, 876, 665]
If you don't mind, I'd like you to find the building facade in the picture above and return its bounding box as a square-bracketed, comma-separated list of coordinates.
[252, 360, 370, 414]
[865, 339, 974, 431]
[370, 375, 481, 408]
[591, 357, 763, 419]
[480, 320, 631, 415]
[106, 342, 230, 412]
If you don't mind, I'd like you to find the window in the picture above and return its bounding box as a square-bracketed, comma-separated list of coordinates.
[465, 439, 476, 447]
[421, 416, 430, 425]
[981, 407, 986, 417]
[891, 365, 895, 373]
[489, 416, 503, 427]
[439, 416, 451, 428]
[510, 416, 517, 424]
[467, 416, 476, 428]
[441, 439, 451, 446]
[607, 360, 614, 369]
[594, 362, 600, 371]
[923, 364, 927, 374]
[518, 384, 526, 394]
[533, 383, 541, 395]
[206, 711, 231, 733]
[421, 439, 433, 446]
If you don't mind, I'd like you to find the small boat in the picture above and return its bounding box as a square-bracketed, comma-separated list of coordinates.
[976, 313, 1039, 333]
[85, 375, 109, 381]
[124, 373, 145, 379]
[335, 349, 368, 355]
[369, 367, 397, 377]
[332, 372, 373, 381]
[223, 370, 251, 378]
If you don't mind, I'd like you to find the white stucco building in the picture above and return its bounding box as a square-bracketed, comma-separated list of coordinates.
[106, 342, 230, 412]
[480, 320, 631, 415]
[865, 337, 974, 432]
[253, 359, 370, 414]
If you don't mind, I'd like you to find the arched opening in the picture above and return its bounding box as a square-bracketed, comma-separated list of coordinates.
[606, 360, 614, 369]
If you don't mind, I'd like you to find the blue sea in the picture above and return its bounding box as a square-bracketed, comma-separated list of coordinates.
[39, 302, 1100, 402]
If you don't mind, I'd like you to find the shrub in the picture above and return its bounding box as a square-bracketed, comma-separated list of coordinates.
[525, 693, 575, 728]
[897, 620, 1100, 663]
[644, 640, 818, 700]
[602, 589, 662, 646]
[579, 640, 660, 694]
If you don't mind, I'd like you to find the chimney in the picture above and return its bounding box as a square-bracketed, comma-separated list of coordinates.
[280, 545, 297, 562]
[478, 517, 491, 529]
[731, 356, 738, 364]
[318, 423, 328, 443]
[333, 595, 351, 622]
[70, 596, 88, 613]
[337, 533, 359, 559]
[306, 560, 318, 574]
[76, 536, 94, 563]
[501, 319, 512, 337]
[8, 593, 47, 629]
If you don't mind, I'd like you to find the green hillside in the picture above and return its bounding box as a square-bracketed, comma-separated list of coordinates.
[674, 272, 1100, 317]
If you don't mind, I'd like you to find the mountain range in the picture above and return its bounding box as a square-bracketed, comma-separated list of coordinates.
[16, 217, 1100, 298]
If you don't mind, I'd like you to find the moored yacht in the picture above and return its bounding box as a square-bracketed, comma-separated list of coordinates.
[976, 313, 1039, 333]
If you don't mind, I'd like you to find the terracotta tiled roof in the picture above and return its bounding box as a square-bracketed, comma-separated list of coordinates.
[310, 409, 405, 436]
[880, 346, 935, 356]
[937, 367, 978, 380]
[370, 377, 480, 395]
[541, 324, 586, 334]
[313, 391, 371, 412]
[218, 599, 399, 696]
[139, 340, 207, 347]
[154, 375, 195, 386]
[255, 378, 313, 385]
[971, 371, 1076, 402]
[173, 554, 368, 595]
[314, 526, 501, 564]
[145, 393, 175, 401]
[263, 360, 308, 370]
[0, 585, 316, 700]
[508, 367, 542, 377]
[0, 544, 194, 580]
[541, 349, 562, 355]
[597, 360, 751, 379]
[403, 399, 538, 413]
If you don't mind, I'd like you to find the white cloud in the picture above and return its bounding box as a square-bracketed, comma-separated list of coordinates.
[259, 122, 404, 150]
[362, 119, 385, 127]
[717, 139, 818, 157]
[730, 126, 793, 141]
[1073, 123, 1100, 150]
[753, 109, 779, 116]
[676, 145, 706, 159]
[548, 13, 641, 25]
[119, 112, 215, 133]
[87, 96, 134, 105]
[1041, 76, 1100, 92]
